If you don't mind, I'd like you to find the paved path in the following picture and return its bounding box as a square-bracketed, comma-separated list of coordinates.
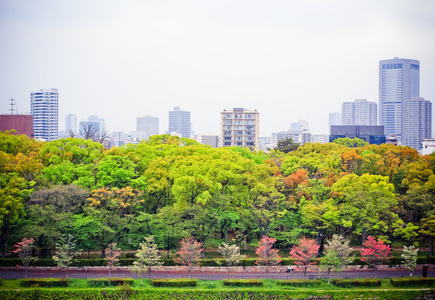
[1, 269, 434, 280]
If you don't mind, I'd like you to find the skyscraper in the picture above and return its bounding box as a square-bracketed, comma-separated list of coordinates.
[137, 115, 159, 137]
[402, 97, 432, 150]
[379, 57, 420, 144]
[65, 114, 78, 135]
[342, 99, 377, 126]
[220, 108, 259, 150]
[169, 107, 191, 138]
[328, 112, 342, 134]
[30, 88, 59, 141]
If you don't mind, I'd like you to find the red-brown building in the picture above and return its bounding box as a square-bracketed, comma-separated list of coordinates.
[0, 115, 34, 138]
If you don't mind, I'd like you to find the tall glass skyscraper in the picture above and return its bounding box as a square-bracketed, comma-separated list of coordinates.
[30, 88, 59, 141]
[379, 57, 420, 144]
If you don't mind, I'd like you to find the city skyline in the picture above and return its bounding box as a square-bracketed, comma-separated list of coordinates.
[1, 1, 435, 137]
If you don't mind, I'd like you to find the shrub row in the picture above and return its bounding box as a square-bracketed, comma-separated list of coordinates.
[87, 278, 134, 287]
[223, 279, 263, 287]
[152, 278, 197, 287]
[332, 278, 381, 287]
[20, 278, 69, 287]
[278, 279, 321, 287]
[1, 256, 430, 267]
[0, 289, 432, 300]
[390, 277, 435, 287]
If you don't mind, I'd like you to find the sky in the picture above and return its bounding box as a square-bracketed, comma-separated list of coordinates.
[1, 0, 435, 137]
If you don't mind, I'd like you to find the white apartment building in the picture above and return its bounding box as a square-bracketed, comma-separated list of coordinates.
[220, 108, 259, 150]
[30, 88, 59, 141]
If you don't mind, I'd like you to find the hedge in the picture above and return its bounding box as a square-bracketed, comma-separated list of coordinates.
[87, 278, 134, 287]
[278, 279, 321, 287]
[428, 256, 435, 264]
[223, 279, 263, 287]
[20, 278, 69, 287]
[152, 278, 197, 287]
[0, 289, 432, 300]
[390, 277, 435, 287]
[332, 278, 381, 287]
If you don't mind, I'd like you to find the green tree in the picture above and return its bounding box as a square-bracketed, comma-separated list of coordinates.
[320, 234, 353, 284]
[331, 174, 398, 244]
[218, 242, 245, 277]
[0, 173, 33, 258]
[131, 236, 163, 284]
[21, 185, 88, 257]
[401, 245, 419, 276]
[275, 138, 300, 153]
[52, 234, 81, 278]
[333, 137, 368, 148]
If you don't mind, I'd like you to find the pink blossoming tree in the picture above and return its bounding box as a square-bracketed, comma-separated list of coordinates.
[289, 237, 319, 278]
[255, 236, 282, 273]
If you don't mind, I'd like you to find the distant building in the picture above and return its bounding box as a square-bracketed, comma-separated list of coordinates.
[386, 135, 398, 146]
[311, 134, 328, 144]
[30, 88, 59, 141]
[421, 139, 435, 156]
[79, 115, 106, 136]
[276, 130, 311, 145]
[137, 115, 159, 138]
[290, 120, 309, 132]
[220, 108, 259, 150]
[169, 107, 191, 138]
[342, 99, 377, 126]
[329, 125, 386, 145]
[329, 112, 342, 134]
[197, 134, 219, 148]
[0, 114, 34, 138]
[65, 114, 78, 135]
[402, 97, 432, 151]
[379, 57, 420, 144]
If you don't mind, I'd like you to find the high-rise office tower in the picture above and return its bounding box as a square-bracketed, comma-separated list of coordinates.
[220, 108, 259, 150]
[329, 112, 342, 134]
[30, 88, 59, 141]
[169, 107, 191, 138]
[342, 99, 377, 126]
[379, 57, 420, 144]
[65, 114, 78, 135]
[137, 115, 159, 137]
[402, 97, 432, 150]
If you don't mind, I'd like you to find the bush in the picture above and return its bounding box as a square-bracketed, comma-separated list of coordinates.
[223, 279, 263, 287]
[87, 278, 134, 287]
[278, 279, 321, 287]
[332, 278, 381, 287]
[152, 278, 197, 287]
[20, 278, 69, 287]
[125, 253, 135, 259]
[427, 256, 435, 264]
[390, 277, 435, 287]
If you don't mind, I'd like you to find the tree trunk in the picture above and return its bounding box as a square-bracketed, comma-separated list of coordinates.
[1, 221, 9, 259]
[101, 248, 106, 259]
[431, 237, 434, 256]
[362, 228, 367, 246]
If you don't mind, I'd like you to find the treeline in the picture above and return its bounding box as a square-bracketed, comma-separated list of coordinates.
[0, 131, 434, 258]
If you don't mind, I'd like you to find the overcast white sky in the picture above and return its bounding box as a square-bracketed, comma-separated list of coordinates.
[1, 0, 435, 137]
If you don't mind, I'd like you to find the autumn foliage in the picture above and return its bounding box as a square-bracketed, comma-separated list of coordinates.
[255, 236, 282, 272]
[289, 237, 320, 277]
[360, 236, 392, 271]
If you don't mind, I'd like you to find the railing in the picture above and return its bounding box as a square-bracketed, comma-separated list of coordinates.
[1, 269, 433, 280]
